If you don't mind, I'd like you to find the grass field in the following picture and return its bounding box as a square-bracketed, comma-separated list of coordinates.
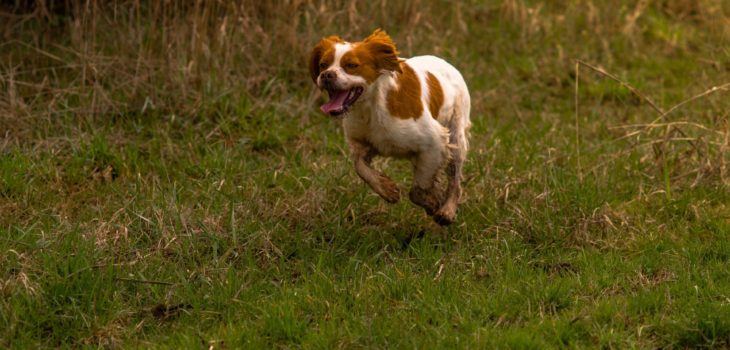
[1, 1, 729, 348]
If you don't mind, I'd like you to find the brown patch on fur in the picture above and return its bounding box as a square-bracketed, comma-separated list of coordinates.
[361, 29, 401, 73]
[309, 35, 342, 82]
[426, 72, 444, 118]
[387, 62, 423, 119]
[340, 49, 380, 83]
[341, 29, 402, 83]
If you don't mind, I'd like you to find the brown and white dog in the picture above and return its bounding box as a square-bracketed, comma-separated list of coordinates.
[309, 29, 471, 225]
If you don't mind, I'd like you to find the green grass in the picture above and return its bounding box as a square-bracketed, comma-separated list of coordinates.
[1, 0, 729, 348]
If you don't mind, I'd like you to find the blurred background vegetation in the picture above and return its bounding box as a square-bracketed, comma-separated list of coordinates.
[2, 0, 728, 183]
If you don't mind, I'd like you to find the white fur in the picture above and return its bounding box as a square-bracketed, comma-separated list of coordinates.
[333, 43, 350, 66]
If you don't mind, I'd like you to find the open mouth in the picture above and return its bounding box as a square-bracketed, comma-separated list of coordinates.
[320, 87, 364, 117]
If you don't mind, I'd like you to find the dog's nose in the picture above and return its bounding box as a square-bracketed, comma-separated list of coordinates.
[321, 70, 336, 81]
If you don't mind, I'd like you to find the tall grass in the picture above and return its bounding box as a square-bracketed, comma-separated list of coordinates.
[2, 1, 463, 124]
[2, 1, 728, 185]
[2, 1, 726, 113]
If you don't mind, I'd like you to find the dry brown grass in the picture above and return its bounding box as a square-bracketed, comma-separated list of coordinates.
[2, 1, 728, 184]
[1, 1, 462, 131]
[576, 60, 730, 189]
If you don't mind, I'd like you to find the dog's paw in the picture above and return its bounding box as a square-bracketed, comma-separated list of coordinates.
[409, 187, 441, 216]
[377, 175, 401, 203]
[433, 204, 456, 226]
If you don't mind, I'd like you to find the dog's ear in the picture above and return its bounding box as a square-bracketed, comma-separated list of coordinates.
[309, 35, 342, 82]
[362, 29, 401, 73]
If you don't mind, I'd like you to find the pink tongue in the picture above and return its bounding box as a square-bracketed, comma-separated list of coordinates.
[320, 90, 349, 114]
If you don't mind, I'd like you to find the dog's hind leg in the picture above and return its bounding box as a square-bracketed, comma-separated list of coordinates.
[434, 93, 470, 226]
[409, 146, 446, 216]
[350, 140, 400, 203]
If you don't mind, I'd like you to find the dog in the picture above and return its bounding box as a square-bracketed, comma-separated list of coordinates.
[309, 29, 471, 225]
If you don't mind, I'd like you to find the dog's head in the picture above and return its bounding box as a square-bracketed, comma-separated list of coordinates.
[309, 29, 402, 117]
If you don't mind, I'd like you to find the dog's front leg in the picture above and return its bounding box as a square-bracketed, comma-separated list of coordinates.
[350, 140, 400, 203]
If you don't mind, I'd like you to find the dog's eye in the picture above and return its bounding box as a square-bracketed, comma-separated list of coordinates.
[345, 63, 359, 69]
[319, 62, 328, 70]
